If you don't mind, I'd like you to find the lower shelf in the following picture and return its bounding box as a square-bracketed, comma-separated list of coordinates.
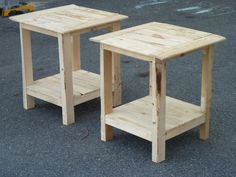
[105, 96, 205, 141]
[27, 70, 100, 106]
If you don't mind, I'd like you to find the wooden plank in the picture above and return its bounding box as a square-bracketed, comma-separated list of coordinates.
[10, 5, 128, 34]
[20, 23, 58, 37]
[199, 46, 214, 140]
[105, 97, 153, 141]
[27, 83, 99, 107]
[166, 114, 205, 140]
[26, 70, 100, 107]
[149, 22, 211, 39]
[105, 96, 204, 141]
[91, 22, 225, 62]
[62, 15, 127, 34]
[151, 60, 166, 163]
[133, 28, 192, 42]
[10, 5, 122, 21]
[106, 115, 152, 141]
[121, 31, 186, 47]
[19, 25, 35, 109]
[75, 5, 119, 16]
[102, 36, 164, 56]
[27, 86, 61, 106]
[72, 22, 113, 35]
[154, 34, 225, 60]
[100, 45, 113, 141]
[58, 33, 75, 125]
[103, 44, 154, 62]
[74, 90, 100, 105]
[108, 22, 122, 107]
[102, 34, 224, 62]
[72, 35, 81, 71]
[149, 61, 153, 96]
[90, 22, 212, 43]
[90, 22, 156, 42]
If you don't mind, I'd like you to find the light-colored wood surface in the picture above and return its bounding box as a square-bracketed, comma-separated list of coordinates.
[27, 70, 100, 107]
[109, 22, 122, 107]
[151, 60, 166, 162]
[20, 25, 35, 109]
[91, 22, 225, 61]
[10, 4, 128, 34]
[200, 46, 214, 140]
[149, 62, 152, 96]
[58, 33, 75, 125]
[72, 35, 81, 71]
[13, 5, 127, 125]
[96, 22, 225, 163]
[100, 46, 113, 141]
[105, 96, 205, 141]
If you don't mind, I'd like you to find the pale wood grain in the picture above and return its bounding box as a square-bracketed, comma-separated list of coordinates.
[105, 96, 204, 141]
[109, 22, 122, 107]
[20, 25, 35, 109]
[151, 60, 166, 163]
[91, 22, 225, 61]
[10, 5, 127, 34]
[58, 33, 75, 125]
[72, 35, 81, 71]
[26, 70, 100, 107]
[100, 46, 113, 141]
[200, 46, 214, 140]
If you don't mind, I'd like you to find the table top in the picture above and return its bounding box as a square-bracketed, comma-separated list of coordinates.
[10, 4, 127, 34]
[91, 22, 225, 61]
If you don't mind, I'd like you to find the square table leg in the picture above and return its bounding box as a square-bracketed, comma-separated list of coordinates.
[108, 22, 122, 107]
[72, 35, 81, 71]
[149, 62, 153, 96]
[58, 33, 75, 125]
[100, 45, 113, 141]
[20, 25, 35, 109]
[151, 60, 166, 163]
[200, 46, 214, 140]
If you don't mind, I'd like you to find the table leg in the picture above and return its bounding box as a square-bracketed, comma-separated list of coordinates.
[100, 45, 113, 141]
[151, 60, 166, 163]
[20, 25, 35, 109]
[58, 33, 75, 125]
[200, 46, 214, 140]
[109, 22, 122, 107]
[149, 62, 152, 95]
[72, 35, 81, 71]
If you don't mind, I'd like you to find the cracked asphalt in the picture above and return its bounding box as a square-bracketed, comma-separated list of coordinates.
[0, 0, 235, 176]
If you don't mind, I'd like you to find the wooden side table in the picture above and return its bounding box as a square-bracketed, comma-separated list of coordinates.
[91, 22, 225, 163]
[10, 4, 127, 125]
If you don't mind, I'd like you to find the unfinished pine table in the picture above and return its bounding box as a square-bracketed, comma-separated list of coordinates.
[91, 22, 225, 163]
[10, 4, 127, 125]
